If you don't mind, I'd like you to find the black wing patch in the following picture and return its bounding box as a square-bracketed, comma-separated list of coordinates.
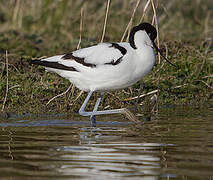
[30, 60, 78, 71]
[62, 53, 96, 68]
[105, 43, 127, 65]
[105, 57, 123, 65]
[110, 43, 127, 55]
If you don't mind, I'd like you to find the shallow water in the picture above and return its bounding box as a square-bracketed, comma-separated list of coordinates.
[0, 106, 213, 180]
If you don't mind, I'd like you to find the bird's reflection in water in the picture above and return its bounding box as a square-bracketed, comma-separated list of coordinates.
[55, 126, 174, 180]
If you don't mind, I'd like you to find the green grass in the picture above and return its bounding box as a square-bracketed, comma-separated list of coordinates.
[0, 0, 212, 114]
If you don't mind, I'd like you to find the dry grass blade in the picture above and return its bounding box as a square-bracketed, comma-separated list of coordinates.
[46, 84, 73, 105]
[195, 80, 213, 90]
[202, 75, 213, 79]
[139, 0, 151, 23]
[124, 89, 159, 101]
[12, 0, 21, 23]
[73, 90, 84, 102]
[1, 51, 9, 112]
[122, 108, 140, 123]
[172, 84, 188, 89]
[204, 11, 210, 36]
[120, 0, 141, 42]
[77, 7, 84, 50]
[150, 0, 161, 113]
[75, 6, 85, 101]
[100, 0, 111, 43]
[124, 83, 189, 102]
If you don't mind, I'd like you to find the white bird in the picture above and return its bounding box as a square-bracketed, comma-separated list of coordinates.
[30, 22, 176, 127]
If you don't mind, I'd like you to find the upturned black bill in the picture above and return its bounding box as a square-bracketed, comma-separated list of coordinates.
[153, 42, 177, 68]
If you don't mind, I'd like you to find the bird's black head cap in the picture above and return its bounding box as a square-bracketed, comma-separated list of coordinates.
[129, 22, 157, 49]
[129, 22, 177, 68]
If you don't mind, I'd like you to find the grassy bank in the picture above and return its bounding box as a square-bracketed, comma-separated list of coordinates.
[0, 0, 212, 115]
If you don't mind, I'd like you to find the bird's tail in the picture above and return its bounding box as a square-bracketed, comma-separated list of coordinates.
[30, 58, 77, 72]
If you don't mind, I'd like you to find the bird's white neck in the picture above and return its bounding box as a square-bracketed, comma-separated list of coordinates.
[134, 30, 153, 50]
[133, 30, 156, 77]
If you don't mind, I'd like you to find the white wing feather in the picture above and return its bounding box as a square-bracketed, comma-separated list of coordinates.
[72, 42, 128, 65]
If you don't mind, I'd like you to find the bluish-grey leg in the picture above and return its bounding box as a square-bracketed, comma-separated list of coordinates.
[79, 91, 94, 116]
[79, 91, 138, 124]
[90, 92, 104, 127]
